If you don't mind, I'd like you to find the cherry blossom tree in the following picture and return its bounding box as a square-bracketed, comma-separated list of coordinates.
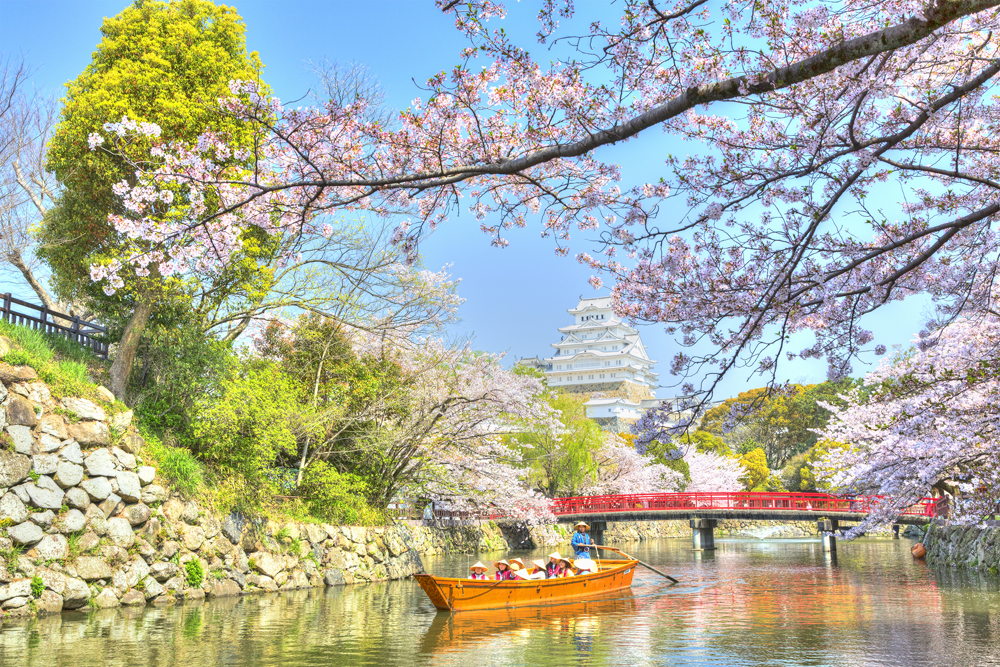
[580, 434, 684, 495]
[87, 0, 1000, 410]
[817, 317, 1000, 534]
[683, 449, 744, 493]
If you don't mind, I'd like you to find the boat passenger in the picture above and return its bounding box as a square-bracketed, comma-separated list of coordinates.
[571, 521, 595, 558]
[509, 558, 526, 572]
[574, 558, 597, 574]
[529, 559, 548, 579]
[494, 559, 515, 581]
[546, 552, 561, 578]
[469, 562, 488, 580]
[556, 557, 575, 577]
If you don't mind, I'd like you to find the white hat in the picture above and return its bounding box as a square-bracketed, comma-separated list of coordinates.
[470, 561, 487, 571]
[575, 558, 597, 572]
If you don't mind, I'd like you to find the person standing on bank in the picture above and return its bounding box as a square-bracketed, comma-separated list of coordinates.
[571, 522, 594, 558]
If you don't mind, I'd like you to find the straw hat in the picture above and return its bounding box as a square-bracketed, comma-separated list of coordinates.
[532, 559, 547, 570]
[575, 558, 596, 572]
[548, 552, 561, 561]
[513, 568, 531, 580]
[494, 559, 510, 569]
[575, 521, 590, 529]
[559, 556, 575, 568]
[509, 557, 526, 570]
[469, 561, 488, 572]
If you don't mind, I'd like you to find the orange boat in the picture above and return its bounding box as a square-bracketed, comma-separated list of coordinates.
[415, 557, 640, 612]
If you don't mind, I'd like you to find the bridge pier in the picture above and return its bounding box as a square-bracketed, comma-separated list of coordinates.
[589, 521, 606, 548]
[690, 518, 716, 551]
[818, 519, 839, 552]
[892, 524, 901, 539]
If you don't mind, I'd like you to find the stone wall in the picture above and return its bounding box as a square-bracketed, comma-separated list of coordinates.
[559, 380, 654, 404]
[921, 523, 1000, 574]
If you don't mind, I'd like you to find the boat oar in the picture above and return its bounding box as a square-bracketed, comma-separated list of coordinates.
[591, 544, 679, 584]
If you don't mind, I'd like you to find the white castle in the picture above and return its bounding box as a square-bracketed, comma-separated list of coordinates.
[520, 296, 659, 428]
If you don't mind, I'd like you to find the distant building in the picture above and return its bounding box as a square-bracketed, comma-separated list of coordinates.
[543, 296, 658, 431]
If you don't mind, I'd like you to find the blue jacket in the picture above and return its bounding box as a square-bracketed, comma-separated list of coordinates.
[571, 532, 592, 556]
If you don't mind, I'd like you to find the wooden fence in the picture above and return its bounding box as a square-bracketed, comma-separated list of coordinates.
[1, 293, 109, 359]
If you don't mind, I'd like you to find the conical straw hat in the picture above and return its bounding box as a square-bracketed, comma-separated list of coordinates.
[469, 561, 487, 571]
[548, 552, 561, 560]
[509, 557, 526, 569]
[494, 559, 510, 569]
[532, 559, 547, 570]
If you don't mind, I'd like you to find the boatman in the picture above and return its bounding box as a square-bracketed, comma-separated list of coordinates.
[571, 521, 595, 558]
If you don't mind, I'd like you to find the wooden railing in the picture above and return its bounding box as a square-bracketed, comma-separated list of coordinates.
[1, 293, 109, 359]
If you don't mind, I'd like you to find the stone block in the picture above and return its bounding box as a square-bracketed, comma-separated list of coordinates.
[57, 509, 87, 534]
[58, 441, 84, 464]
[324, 569, 345, 587]
[141, 484, 168, 505]
[69, 421, 109, 446]
[29, 510, 55, 528]
[0, 361, 37, 382]
[4, 426, 32, 456]
[3, 596, 29, 610]
[37, 414, 68, 440]
[64, 487, 90, 510]
[150, 562, 179, 583]
[121, 431, 144, 455]
[25, 477, 64, 510]
[95, 386, 115, 403]
[142, 576, 165, 600]
[206, 579, 241, 598]
[91, 587, 119, 608]
[137, 466, 156, 486]
[5, 396, 37, 427]
[121, 589, 146, 606]
[0, 579, 31, 601]
[62, 577, 90, 609]
[112, 446, 136, 470]
[222, 513, 244, 544]
[85, 504, 108, 536]
[0, 492, 27, 524]
[121, 502, 151, 527]
[81, 476, 112, 501]
[107, 517, 135, 548]
[181, 525, 205, 551]
[160, 498, 186, 523]
[30, 534, 68, 560]
[84, 448, 116, 477]
[37, 434, 62, 453]
[116, 470, 141, 502]
[8, 521, 44, 545]
[258, 576, 278, 592]
[252, 552, 284, 579]
[75, 556, 112, 581]
[60, 397, 106, 422]
[54, 461, 84, 488]
[32, 453, 59, 476]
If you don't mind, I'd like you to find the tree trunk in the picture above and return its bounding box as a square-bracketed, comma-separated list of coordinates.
[109, 295, 155, 401]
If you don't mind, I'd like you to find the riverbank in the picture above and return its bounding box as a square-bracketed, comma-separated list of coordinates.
[921, 523, 1000, 574]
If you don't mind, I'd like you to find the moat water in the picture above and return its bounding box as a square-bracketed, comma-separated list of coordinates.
[1, 538, 998, 667]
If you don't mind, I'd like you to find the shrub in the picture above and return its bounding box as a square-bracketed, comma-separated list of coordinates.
[184, 559, 204, 588]
[298, 460, 387, 525]
[31, 575, 44, 599]
[143, 432, 204, 497]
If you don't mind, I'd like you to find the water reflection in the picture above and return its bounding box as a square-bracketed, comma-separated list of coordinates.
[1, 539, 998, 667]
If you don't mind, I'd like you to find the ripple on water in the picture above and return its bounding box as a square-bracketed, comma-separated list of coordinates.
[1, 538, 998, 667]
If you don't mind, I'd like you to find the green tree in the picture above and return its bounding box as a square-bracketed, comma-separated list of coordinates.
[738, 448, 770, 491]
[515, 391, 604, 497]
[41, 0, 269, 399]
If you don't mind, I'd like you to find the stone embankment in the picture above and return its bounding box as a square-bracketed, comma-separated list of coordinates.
[920, 523, 1000, 575]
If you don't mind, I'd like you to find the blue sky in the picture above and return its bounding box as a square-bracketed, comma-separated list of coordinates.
[0, 0, 930, 399]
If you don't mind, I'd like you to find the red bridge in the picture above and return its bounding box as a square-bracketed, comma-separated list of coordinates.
[549, 491, 945, 551]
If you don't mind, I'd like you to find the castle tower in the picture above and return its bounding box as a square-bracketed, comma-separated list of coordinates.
[543, 296, 658, 424]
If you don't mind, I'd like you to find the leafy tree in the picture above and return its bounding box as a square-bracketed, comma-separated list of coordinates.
[515, 391, 604, 497]
[738, 448, 770, 491]
[41, 0, 269, 399]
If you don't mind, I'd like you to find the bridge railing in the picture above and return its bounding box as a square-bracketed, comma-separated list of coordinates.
[550, 492, 944, 518]
[1, 293, 108, 359]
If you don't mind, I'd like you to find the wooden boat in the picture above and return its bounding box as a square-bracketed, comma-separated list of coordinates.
[415, 557, 640, 612]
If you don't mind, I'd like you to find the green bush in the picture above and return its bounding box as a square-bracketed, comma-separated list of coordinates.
[143, 432, 204, 497]
[31, 575, 44, 599]
[184, 559, 204, 588]
[298, 460, 387, 525]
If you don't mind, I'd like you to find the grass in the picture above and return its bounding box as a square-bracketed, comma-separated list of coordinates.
[142, 430, 204, 497]
[0, 320, 110, 399]
[31, 575, 44, 599]
[184, 559, 204, 588]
